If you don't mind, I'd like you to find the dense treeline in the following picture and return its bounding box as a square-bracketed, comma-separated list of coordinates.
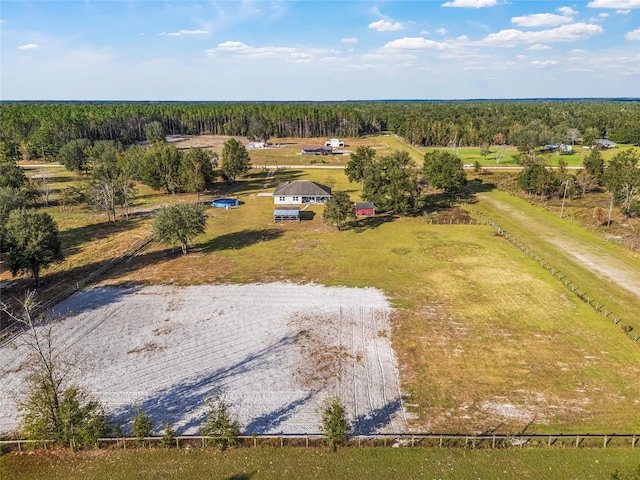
[1, 100, 638, 160]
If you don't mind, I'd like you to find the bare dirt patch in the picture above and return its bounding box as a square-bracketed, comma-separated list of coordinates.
[0, 283, 405, 436]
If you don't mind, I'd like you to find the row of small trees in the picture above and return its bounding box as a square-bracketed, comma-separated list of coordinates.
[517, 148, 640, 218]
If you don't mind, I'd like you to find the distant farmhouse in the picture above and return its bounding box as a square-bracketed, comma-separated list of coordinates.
[597, 139, 617, 149]
[542, 143, 573, 154]
[273, 180, 332, 205]
[301, 146, 333, 155]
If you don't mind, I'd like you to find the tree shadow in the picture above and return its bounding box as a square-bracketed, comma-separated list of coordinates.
[225, 473, 256, 480]
[60, 217, 147, 252]
[349, 214, 398, 233]
[243, 392, 313, 435]
[465, 178, 497, 194]
[112, 334, 298, 435]
[350, 397, 403, 435]
[200, 228, 284, 253]
[47, 282, 145, 319]
[299, 210, 315, 221]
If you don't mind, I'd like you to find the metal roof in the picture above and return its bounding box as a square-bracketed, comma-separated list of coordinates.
[274, 208, 300, 216]
[273, 181, 332, 197]
[355, 202, 375, 209]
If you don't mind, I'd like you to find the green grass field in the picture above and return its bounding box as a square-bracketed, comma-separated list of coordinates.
[2, 447, 639, 480]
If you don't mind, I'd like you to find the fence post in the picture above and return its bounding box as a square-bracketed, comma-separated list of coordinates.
[575, 435, 580, 448]
[492, 435, 496, 448]
[603, 435, 608, 448]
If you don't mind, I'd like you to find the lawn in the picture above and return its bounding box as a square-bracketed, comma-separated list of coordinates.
[2, 447, 639, 480]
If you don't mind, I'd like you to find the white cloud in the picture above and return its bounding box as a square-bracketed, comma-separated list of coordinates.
[479, 23, 604, 47]
[557, 6, 579, 15]
[162, 29, 209, 37]
[0, 19, 5, 23]
[420, 30, 430, 35]
[381, 37, 448, 51]
[340, 37, 358, 44]
[570, 48, 587, 53]
[587, 0, 640, 8]
[437, 28, 447, 35]
[512, 13, 573, 27]
[442, 0, 499, 8]
[369, 20, 404, 32]
[531, 60, 559, 66]
[626, 28, 640, 40]
[528, 44, 553, 50]
[208, 41, 337, 63]
[616, 8, 632, 13]
[17, 43, 39, 50]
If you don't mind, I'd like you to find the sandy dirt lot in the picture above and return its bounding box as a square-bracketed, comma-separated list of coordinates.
[0, 283, 406, 436]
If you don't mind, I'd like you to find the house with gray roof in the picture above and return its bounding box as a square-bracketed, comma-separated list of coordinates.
[273, 180, 332, 205]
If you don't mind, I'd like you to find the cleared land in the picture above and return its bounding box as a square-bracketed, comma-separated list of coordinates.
[0, 283, 405, 436]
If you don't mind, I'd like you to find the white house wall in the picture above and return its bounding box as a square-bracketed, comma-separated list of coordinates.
[274, 195, 331, 205]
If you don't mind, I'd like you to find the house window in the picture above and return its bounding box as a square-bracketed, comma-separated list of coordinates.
[279, 196, 285, 201]
[293, 196, 299, 202]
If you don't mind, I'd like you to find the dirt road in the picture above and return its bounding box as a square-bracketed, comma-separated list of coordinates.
[477, 191, 640, 300]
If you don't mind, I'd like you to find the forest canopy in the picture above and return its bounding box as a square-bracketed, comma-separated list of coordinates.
[0, 100, 638, 161]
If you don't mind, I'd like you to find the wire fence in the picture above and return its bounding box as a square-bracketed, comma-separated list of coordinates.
[1, 433, 638, 453]
[466, 207, 638, 344]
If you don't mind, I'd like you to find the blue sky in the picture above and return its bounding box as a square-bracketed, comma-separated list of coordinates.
[1, 0, 639, 100]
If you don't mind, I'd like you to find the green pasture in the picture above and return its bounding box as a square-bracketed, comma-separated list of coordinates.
[422, 145, 638, 167]
[2, 447, 639, 480]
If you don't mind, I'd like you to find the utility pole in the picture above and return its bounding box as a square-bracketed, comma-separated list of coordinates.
[560, 180, 569, 218]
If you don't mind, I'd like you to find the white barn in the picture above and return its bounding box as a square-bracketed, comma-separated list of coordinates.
[273, 180, 332, 205]
[324, 138, 345, 148]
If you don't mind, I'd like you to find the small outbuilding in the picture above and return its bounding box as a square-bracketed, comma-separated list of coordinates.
[273, 207, 300, 223]
[354, 202, 375, 217]
[301, 146, 333, 155]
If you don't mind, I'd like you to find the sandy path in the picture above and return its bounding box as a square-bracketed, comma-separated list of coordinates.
[478, 192, 640, 299]
[0, 283, 405, 436]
